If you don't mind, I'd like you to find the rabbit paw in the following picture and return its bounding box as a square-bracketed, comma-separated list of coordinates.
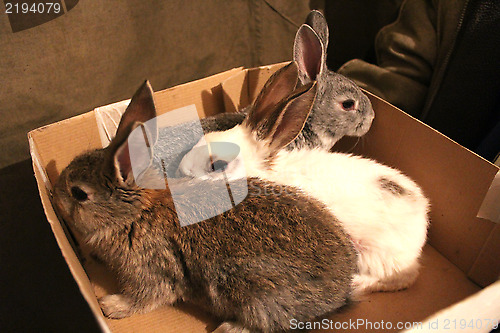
[353, 265, 419, 294]
[352, 273, 379, 295]
[99, 294, 134, 319]
[213, 321, 252, 333]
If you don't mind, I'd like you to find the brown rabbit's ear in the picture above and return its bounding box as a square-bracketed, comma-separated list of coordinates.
[115, 80, 158, 146]
[109, 130, 135, 184]
[247, 62, 299, 131]
[293, 24, 325, 84]
[268, 82, 317, 153]
[108, 122, 155, 185]
[105, 80, 157, 184]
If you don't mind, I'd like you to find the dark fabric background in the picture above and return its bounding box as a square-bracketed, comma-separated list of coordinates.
[0, 0, 312, 169]
[0, 160, 101, 332]
[324, 0, 403, 70]
[420, 0, 500, 158]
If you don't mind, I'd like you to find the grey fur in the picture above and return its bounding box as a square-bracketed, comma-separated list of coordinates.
[291, 10, 375, 150]
[52, 81, 358, 333]
[305, 10, 329, 48]
[200, 112, 247, 133]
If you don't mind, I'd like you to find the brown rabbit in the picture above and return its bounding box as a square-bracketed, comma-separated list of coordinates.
[52, 81, 358, 333]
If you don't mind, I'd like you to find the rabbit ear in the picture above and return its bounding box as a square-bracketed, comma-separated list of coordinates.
[247, 62, 299, 131]
[116, 80, 158, 146]
[105, 80, 158, 183]
[267, 82, 317, 152]
[305, 10, 329, 49]
[109, 131, 135, 183]
[293, 24, 325, 84]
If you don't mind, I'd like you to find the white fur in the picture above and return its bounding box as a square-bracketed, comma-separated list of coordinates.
[178, 126, 430, 294]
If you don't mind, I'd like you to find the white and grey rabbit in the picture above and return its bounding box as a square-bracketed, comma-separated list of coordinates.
[52, 81, 358, 333]
[190, 10, 374, 153]
[178, 63, 430, 294]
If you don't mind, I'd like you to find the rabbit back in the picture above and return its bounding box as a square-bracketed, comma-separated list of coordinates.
[170, 178, 357, 329]
[55, 152, 357, 332]
[256, 148, 429, 291]
[184, 121, 429, 293]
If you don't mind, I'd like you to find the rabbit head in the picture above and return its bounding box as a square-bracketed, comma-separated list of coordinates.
[53, 81, 168, 238]
[293, 10, 375, 149]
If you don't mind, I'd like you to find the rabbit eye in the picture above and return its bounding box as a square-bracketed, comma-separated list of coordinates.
[71, 186, 88, 202]
[210, 160, 228, 172]
[341, 99, 356, 111]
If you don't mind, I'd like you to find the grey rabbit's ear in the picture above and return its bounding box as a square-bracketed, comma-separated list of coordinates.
[305, 10, 329, 49]
[267, 82, 317, 152]
[247, 62, 299, 131]
[105, 80, 158, 183]
[296, 10, 329, 83]
[293, 24, 325, 84]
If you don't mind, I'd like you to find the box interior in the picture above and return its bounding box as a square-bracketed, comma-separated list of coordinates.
[28, 63, 500, 332]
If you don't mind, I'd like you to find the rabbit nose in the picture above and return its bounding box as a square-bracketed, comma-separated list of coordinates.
[53, 193, 71, 219]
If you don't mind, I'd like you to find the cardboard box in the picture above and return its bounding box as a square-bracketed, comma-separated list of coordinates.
[28, 63, 500, 333]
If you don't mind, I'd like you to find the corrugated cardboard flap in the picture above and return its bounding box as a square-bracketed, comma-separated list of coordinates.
[28, 132, 111, 333]
[221, 62, 290, 113]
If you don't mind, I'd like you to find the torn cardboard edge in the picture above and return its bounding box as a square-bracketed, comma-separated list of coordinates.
[28, 134, 53, 194]
[95, 99, 130, 146]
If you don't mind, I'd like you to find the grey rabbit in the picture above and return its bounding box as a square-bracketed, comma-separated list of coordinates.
[52, 81, 358, 332]
[291, 10, 374, 150]
[192, 9, 374, 152]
